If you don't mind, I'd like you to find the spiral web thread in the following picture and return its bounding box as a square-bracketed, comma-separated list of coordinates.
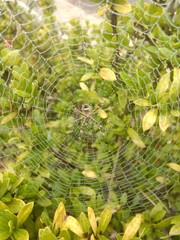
[0, 0, 179, 214]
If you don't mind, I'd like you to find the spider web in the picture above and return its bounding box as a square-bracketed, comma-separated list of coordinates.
[0, 0, 179, 214]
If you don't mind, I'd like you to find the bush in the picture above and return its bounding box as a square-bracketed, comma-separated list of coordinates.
[0, 0, 180, 239]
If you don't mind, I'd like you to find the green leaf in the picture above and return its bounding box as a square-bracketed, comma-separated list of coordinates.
[169, 223, 180, 236]
[159, 113, 171, 132]
[98, 206, 112, 234]
[79, 212, 90, 234]
[127, 128, 146, 149]
[0, 201, 9, 211]
[0, 210, 17, 240]
[171, 215, 180, 225]
[0, 112, 17, 125]
[6, 198, 25, 214]
[142, 108, 158, 131]
[17, 202, 34, 227]
[59, 230, 71, 240]
[159, 48, 174, 59]
[88, 207, 97, 235]
[154, 217, 174, 229]
[74, 186, 96, 196]
[97, 4, 111, 16]
[98, 235, 109, 240]
[13, 228, 29, 240]
[39, 227, 57, 240]
[99, 68, 116, 81]
[113, 0, 132, 14]
[150, 203, 166, 222]
[134, 99, 152, 107]
[1, 50, 20, 67]
[0, 178, 10, 199]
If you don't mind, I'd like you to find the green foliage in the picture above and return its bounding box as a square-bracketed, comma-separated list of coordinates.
[0, 0, 180, 239]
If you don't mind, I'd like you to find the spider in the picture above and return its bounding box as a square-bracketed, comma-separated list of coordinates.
[73, 104, 100, 138]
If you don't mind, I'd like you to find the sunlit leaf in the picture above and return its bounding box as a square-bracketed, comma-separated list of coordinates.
[79, 212, 90, 234]
[17, 202, 34, 227]
[82, 170, 98, 179]
[97, 108, 108, 119]
[1, 112, 17, 125]
[169, 223, 180, 236]
[113, 0, 132, 14]
[167, 163, 180, 172]
[150, 203, 166, 222]
[156, 72, 170, 97]
[2, 50, 20, 67]
[16, 151, 29, 162]
[142, 108, 158, 131]
[97, 4, 111, 16]
[99, 68, 116, 81]
[80, 72, 95, 81]
[45, 121, 60, 128]
[39, 227, 57, 240]
[171, 109, 180, 117]
[170, 68, 180, 98]
[80, 82, 89, 91]
[98, 206, 112, 234]
[88, 207, 97, 235]
[66, 216, 84, 237]
[159, 113, 171, 132]
[78, 57, 94, 65]
[133, 99, 151, 107]
[122, 214, 143, 240]
[53, 202, 66, 230]
[127, 128, 146, 148]
[13, 228, 29, 240]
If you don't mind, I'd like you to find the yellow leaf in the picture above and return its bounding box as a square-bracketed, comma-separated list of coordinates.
[80, 72, 95, 81]
[167, 163, 180, 172]
[122, 214, 143, 240]
[170, 68, 180, 98]
[99, 68, 116, 81]
[133, 99, 152, 107]
[156, 176, 165, 184]
[1, 112, 17, 125]
[97, 108, 107, 119]
[79, 82, 89, 91]
[66, 216, 84, 237]
[82, 170, 98, 179]
[159, 113, 171, 132]
[88, 207, 97, 235]
[78, 57, 94, 65]
[45, 121, 60, 128]
[142, 108, 158, 132]
[97, 4, 111, 16]
[156, 72, 170, 97]
[90, 234, 96, 240]
[53, 202, 66, 230]
[16, 151, 29, 162]
[171, 109, 180, 117]
[113, 1, 132, 14]
[127, 128, 146, 149]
